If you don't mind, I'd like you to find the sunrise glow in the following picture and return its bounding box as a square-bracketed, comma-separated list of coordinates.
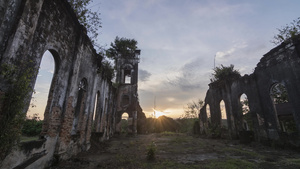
[153, 109, 165, 118]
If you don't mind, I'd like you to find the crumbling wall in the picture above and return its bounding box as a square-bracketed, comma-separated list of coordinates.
[0, 0, 119, 168]
[200, 36, 300, 147]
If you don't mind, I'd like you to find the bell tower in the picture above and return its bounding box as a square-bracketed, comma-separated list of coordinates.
[115, 49, 141, 134]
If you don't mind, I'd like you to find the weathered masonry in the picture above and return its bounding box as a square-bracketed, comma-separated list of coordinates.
[199, 36, 300, 148]
[114, 49, 147, 135]
[0, 0, 144, 168]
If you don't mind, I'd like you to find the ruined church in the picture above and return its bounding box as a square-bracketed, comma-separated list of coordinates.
[0, 0, 145, 168]
[1, 0, 300, 168]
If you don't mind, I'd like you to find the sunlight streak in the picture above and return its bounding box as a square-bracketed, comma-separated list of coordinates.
[153, 109, 165, 118]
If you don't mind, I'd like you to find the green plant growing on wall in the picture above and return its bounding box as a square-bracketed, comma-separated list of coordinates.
[272, 17, 300, 45]
[0, 61, 37, 160]
[97, 59, 115, 81]
[210, 64, 241, 84]
[67, 0, 101, 47]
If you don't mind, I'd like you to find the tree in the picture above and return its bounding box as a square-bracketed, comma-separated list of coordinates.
[67, 0, 101, 47]
[182, 99, 204, 119]
[22, 114, 43, 136]
[179, 99, 204, 134]
[106, 36, 138, 60]
[272, 17, 300, 45]
[210, 64, 241, 83]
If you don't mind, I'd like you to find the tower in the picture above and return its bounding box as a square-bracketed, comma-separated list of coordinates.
[115, 49, 141, 134]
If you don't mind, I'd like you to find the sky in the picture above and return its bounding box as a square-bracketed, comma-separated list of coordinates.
[28, 0, 300, 119]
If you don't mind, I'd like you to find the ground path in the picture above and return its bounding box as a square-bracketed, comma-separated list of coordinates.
[50, 133, 300, 169]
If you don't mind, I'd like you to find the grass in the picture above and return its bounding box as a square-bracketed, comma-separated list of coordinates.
[20, 136, 39, 142]
[204, 158, 257, 169]
[222, 147, 263, 159]
[159, 131, 178, 136]
[53, 133, 300, 169]
[285, 158, 300, 166]
[142, 160, 201, 169]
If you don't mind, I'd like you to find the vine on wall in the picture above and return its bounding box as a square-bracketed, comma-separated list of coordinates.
[0, 61, 37, 161]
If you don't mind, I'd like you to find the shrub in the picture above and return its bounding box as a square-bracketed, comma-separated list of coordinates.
[146, 142, 157, 161]
[22, 114, 43, 136]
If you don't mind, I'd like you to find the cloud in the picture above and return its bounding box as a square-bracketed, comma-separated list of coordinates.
[166, 57, 205, 91]
[139, 69, 151, 82]
[216, 42, 248, 61]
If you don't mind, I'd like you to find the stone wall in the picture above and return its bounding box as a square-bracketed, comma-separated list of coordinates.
[200, 36, 300, 147]
[0, 0, 143, 168]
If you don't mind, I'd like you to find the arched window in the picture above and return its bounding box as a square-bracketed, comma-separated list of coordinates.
[27, 50, 55, 120]
[220, 100, 227, 128]
[72, 78, 88, 135]
[122, 64, 133, 84]
[270, 83, 296, 133]
[206, 104, 211, 122]
[239, 93, 251, 130]
[26, 50, 56, 138]
[220, 100, 227, 119]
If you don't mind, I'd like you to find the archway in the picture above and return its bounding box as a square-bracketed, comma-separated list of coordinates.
[206, 104, 211, 123]
[270, 83, 296, 133]
[239, 93, 252, 130]
[27, 50, 55, 119]
[24, 50, 55, 138]
[122, 64, 133, 84]
[120, 112, 129, 134]
[220, 100, 227, 128]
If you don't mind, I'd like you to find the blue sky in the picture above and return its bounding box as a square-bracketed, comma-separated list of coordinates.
[28, 0, 300, 119]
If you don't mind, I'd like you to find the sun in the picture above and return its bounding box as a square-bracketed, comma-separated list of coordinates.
[154, 110, 165, 118]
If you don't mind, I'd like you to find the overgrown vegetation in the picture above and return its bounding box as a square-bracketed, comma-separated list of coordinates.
[205, 158, 257, 169]
[120, 119, 128, 135]
[146, 141, 157, 161]
[67, 0, 101, 48]
[106, 36, 138, 61]
[272, 17, 300, 45]
[210, 64, 241, 84]
[177, 99, 203, 134]
[21, 114, 43, 137]
[52, 133, 300, 169]
[97, 60, 115, 81]
[0, 62, 36, 160]
[97, 36, 139, 82]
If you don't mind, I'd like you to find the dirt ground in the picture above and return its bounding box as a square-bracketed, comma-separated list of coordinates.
[50, 133, 300, 169]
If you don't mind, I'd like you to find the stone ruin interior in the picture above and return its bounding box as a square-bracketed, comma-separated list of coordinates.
[0, 0, 299, 168]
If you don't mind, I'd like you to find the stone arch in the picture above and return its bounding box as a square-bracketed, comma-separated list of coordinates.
[120, 112, 129, 134]
[238, 93, 252, 131]
[30, 49, 60, 136]
[269, 82, 296, 133]
[122, 64, 133, 84]
[206, 104, 211, 123]
[220, 100, 227, 128]
[71, 78, 88, 135]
